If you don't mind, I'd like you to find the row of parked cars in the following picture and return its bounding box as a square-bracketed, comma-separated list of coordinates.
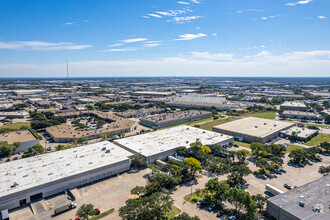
[197, 200, 236, 219]
[258, 168, 287, 180]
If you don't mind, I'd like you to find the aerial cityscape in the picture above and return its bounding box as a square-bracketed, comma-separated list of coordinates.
[0, 1, 329, 220]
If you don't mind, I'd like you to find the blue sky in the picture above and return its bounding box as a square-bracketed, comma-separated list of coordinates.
[0, 0, 330, 77]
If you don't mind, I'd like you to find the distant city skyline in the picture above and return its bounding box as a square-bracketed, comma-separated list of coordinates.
[0, 0, 330, 77]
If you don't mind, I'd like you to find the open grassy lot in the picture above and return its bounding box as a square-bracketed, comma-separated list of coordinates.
[305, 134, 330, 146]
[241, 111, 276, 119]
[199, 117, 240, 131]
[234, 141, 251, 148]
[0, 122, 31, 131]
[166, 205, 182, 219]
[285, 144, 305, 153]
[162, 117, 214, 129]
[306, 123, 329, 128]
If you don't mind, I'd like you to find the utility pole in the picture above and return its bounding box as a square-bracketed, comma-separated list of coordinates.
[66, 61, 69, 80]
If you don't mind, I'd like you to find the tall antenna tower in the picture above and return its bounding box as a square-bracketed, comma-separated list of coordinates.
[66, 61, 69, 80]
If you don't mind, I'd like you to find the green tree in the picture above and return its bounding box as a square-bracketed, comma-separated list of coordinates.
[12, 142, 21, 152]
[205, 178, 229, 203]
[250, 142, 267, 158]
[130, 154, 146, 170]
[227, 165, 252, 186]
[176, 147, 189, 157]
[318, 166, 330, 175]
[77, 137, 88, 145]
[76, 203, 96, 220]
[119, 192, 173, 220]
[288, 148, 309, 164]
[131, 186, 147, 196]
[173, 213, 200, 220]
[256, 158, 272, 171]
[236, 149, 251, 164]
[226, 188, 257, 218]
[251, 194, 267, 212]
[149, 172, 181, 189]
[199, 145, 211, 154]
[185, 158, 202, 179]
[0, 142, 14, 157]
[22, 144, 45, 158]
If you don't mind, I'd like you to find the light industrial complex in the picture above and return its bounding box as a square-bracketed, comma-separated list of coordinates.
[0, 141, 133, 211]
[212, 117, 294, 143]
[267, 174, 330, 220]
[115, 125, 234, 164]
[139, 110, 212, 128]
[0, 129, 40, 153]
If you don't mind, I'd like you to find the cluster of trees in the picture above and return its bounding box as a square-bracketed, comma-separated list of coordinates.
[319, 165, 330, 175]
[0, 142, 21, 158]
[289, 142, 329, 164]
[29, 111, 66, 130]
[22, 144, 45, 158]
[249, 143, 285, 176]
[76, 203, 98, 220]
[203, 178, 266, 218]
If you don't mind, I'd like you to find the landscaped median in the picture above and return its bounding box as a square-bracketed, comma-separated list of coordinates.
[284, 144, 305, 153]
[165, 205, 182, 219]
[89, 208, 114, 220]
[184, 189, 208, 204]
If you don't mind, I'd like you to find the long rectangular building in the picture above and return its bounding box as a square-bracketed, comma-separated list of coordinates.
[267, 175, 330, 220]
[114, 125, 234, 164]
[139, 110, 212, 128]
[0, 129, 40, 153]
[213, 117, 294, 143]
[0, 141, 133, 211]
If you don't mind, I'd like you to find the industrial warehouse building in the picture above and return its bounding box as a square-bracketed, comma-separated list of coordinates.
[212, 117, 294, 143]
[139, 110, 212, 128]
[267, 174, 330, 220]
[0, 129, 40, 153]
[0, 141, 133, 211]
[280, 126, 319, 142]
[114, 125, 234, 164]
[46, 110, 136, 142]
[280, 101, 308, 111]
[282, 110, 318, 120]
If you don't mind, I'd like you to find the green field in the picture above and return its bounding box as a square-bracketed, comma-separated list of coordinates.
[199, 117, 241, 131]
[241, 111, 276, 119]
[0, 122, 31, 131]
[285, 144, 305, 153]
[166, 205, 182, 219]
[234, 141, 251, 148]
[305, 134, 330, 146]
[162, 117, 214, 129]
[306, 123, 329, 128]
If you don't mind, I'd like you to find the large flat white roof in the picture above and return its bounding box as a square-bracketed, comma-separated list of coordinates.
[213, 117, 294, 138]
[0, 141, 133, 198]
[114, 125, 233, 157]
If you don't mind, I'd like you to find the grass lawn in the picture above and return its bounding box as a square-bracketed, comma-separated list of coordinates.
[162, 117, 214, 129]
[166, 205, 182, 219]
[90, 208, 115, 220]
[241, 111, 276, 119]
[305, 134, 330, 146]
[306, 123, 329, 128]
[199, 117, 241, 131]
[285, 144, 305, 153]
[39, 109, 57, 114]
[0, 122, 31, 131]
[184, 190, 208, 204]
[234, 141, 251, 148]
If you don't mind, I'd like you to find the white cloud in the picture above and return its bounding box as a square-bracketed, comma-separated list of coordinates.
[144, 43, 161, 47]
[121, 38, 148, 43]
[156, 9, 192, 17]
[178, 1, 190, 5]
[61, 22, 79, 26]
[142, 16, 150, 19]
[212, 33, 217, 36]
[108, 43, 123, 47]
[3, 50, 330, 77]
[286, 0, 313, 6]
[169, 16, 202, 23]
[106, 48, 138, 52]
[0, 41, 91, 51]
[147, 14, 162, 18]
[317, 16, 327, 19]
[190, 0, 201, 4]
[261, 17, 268, 20]
[174, 33, 207, 40]
[191, 52, 234, 60]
